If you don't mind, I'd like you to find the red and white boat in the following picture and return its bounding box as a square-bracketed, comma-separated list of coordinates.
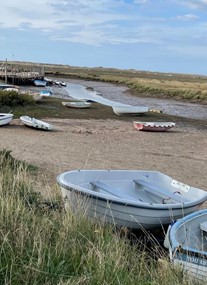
[133, 121, 175, 132]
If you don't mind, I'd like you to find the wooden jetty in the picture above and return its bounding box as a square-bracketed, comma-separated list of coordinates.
[0, 60, 45, 85]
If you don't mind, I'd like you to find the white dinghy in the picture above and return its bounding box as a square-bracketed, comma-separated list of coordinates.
[112, 105, 149, 116]
[62, 101, 91, 109]
[20, 116, 53, 131]
[0, 113, 14, 126]
[57, 170, 207, 230]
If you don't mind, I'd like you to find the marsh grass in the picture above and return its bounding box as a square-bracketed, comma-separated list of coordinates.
[0, 150, 199, 284]
[43, 64, 207, 103]
[0, 91, 35, 108]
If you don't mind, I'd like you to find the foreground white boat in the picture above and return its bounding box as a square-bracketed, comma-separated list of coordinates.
[134, 121, 176, 132]
[20, 116, 53, 131]
[112, 105, 149, 116]
[0, 113, 14, 126]
[166, 209, 207, 282]
[62, 101, 91, 109]
[57, 170, 207, 229]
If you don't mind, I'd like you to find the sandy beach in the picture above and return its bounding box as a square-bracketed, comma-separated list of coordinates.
[1, 116, 207, 193]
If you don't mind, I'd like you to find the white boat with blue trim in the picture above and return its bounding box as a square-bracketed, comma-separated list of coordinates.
[57, 170, 207, 230]
[166, 209, 207, 282]
[34, 79, 47, 87]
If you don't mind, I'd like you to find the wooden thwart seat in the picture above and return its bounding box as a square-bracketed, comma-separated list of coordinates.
[133, 179, 188, 203]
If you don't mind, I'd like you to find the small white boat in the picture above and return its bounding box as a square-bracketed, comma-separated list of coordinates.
[166, 209, 207, 282]
[39, 89, 53, 97]
[60, 81, 67, 87]
[112, 105, 149, 116]
[34, 80, 47, 87]
[0, 113, 14, 126]
[62, 101, 91, 109]
[20, 116, 53, 131]
[133, 121, 176, 132]
[57, 170, 207, 230]
[3, 87, 19, 93]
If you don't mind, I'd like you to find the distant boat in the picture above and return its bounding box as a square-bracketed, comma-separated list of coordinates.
[133, 121, 176, 132]
[0, 84, 17, 90]
[112, 105, 149, 116]
[165, 209, 207, 282]
[62, 101, 91, 109]
[34, 80, 47, 87]
[20, 116, 53, 131]
[39, 89, 53, 96]
[57, 169, 207, 230]
[3, 87, 19, 93]
[60, 81, 67, 87]
[0, 113, 13, 126]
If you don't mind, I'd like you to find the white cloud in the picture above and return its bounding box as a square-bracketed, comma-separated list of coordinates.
[133, 0, 149, 3]
[181, 0, 207, 9]
[176, 14, 199, 21]
[0, 0, 206, 53]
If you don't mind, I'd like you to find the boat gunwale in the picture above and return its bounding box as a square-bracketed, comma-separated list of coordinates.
[169, 209, 207, 255]
[57, 177, 207, 210]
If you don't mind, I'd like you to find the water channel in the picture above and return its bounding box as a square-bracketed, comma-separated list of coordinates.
[49, 79, 207, 121]
[20, 76, 206, 121]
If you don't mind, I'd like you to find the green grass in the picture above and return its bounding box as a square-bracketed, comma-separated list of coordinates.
[0, 150, 200, 285]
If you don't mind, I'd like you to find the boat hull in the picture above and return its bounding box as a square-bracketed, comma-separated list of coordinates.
[168, 209, 207, 282]
[133, 122, 175, 132]
[34, 80, 47, 87]
[62, 101, 91, 108]
[112, 105, 149, 116]
[57, 170, 207, 230]
[20, 116, 53, 131]
[0, 113, 13, 126]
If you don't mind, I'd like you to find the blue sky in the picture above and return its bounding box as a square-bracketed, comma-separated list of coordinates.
[1, 0, 207, 75]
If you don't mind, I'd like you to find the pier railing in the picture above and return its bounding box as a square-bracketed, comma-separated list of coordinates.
[0, 60, 45, 85]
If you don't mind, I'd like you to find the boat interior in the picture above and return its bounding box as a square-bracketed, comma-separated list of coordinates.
[176, 219, 207, 252]
[90, 179, 187, 205]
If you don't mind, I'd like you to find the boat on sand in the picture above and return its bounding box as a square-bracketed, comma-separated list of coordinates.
[20, 116, 53, 131]
[62, 101, 91, 109]
[0, 113, 14, 126]
[57, 169, 207, 230]
[112, 105, 149, 116]
[133, 121, 175, 132]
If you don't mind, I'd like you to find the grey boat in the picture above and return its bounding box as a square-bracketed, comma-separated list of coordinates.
[57, 170, 207, 230]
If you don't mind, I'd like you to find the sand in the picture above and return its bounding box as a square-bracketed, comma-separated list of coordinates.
[1, 117, 207, 195]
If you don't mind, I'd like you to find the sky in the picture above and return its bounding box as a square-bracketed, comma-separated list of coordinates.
[1, 0, 207, 75]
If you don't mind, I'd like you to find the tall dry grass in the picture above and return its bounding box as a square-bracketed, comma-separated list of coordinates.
[0, 150, 198, 284]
